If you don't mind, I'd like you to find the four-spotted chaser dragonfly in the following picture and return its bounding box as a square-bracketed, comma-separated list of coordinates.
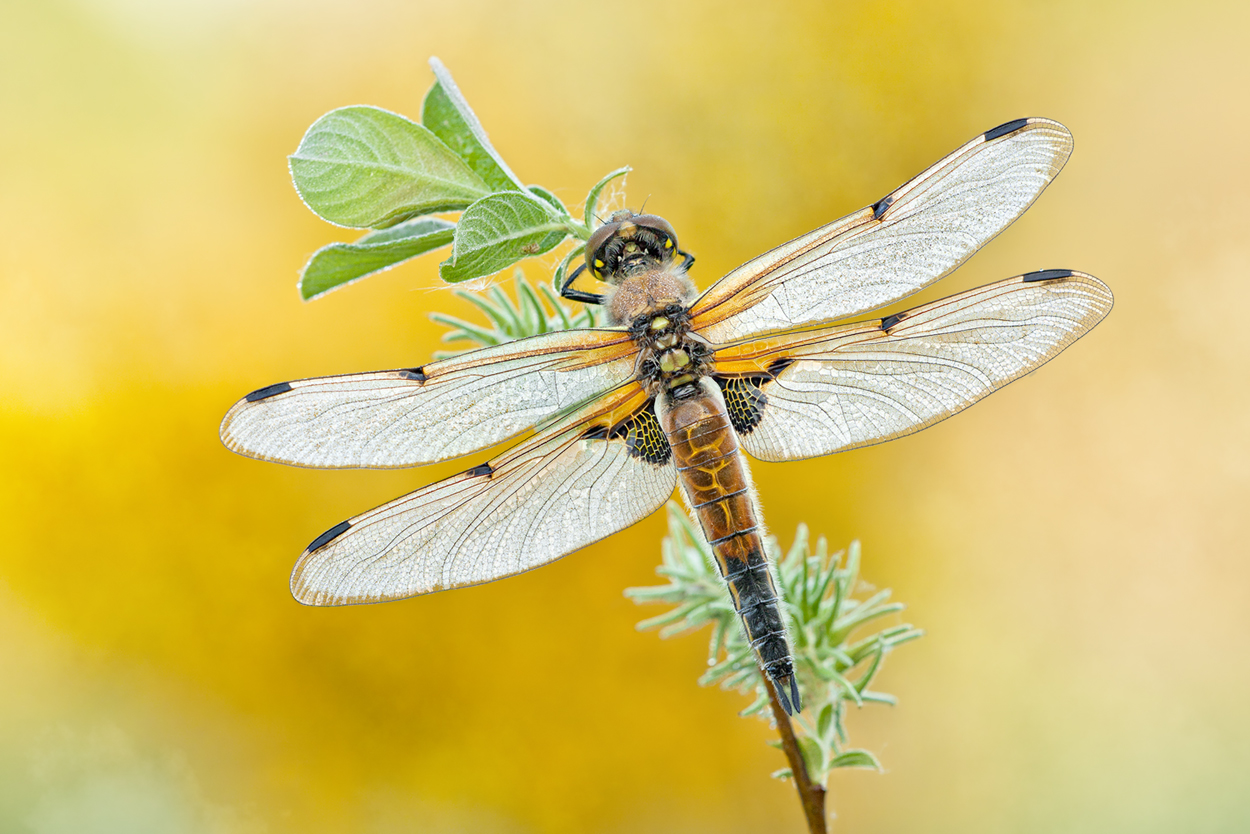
[221, 118, 1112, 715]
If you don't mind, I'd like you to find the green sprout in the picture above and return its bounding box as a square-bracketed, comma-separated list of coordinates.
[626, 503, 923, 788]
[427, 269, 606, 359]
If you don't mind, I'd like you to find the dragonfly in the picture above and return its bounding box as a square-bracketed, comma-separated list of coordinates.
[220, 118, 1112, 715]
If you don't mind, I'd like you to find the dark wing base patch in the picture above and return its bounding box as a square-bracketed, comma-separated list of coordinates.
[719, 376, 769, 433]
[583, 401, 671, 466]
[716, 359, 795, 434]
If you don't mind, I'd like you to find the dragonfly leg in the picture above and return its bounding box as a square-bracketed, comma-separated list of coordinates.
[559, 263, 605, 306]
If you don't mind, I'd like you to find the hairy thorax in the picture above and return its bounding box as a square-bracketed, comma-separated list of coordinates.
[606, 261, 714, 398]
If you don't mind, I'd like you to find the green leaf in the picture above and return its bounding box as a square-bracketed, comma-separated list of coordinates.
[516, 276, 549, 334]
[527, 185, 570, 217]
[439, 191, 572, 284]
[538, 281, 574, 329]
[853, 639, 887, 693]
[290, 106, 489, 228]
[829, 749, 881, 771]
[798, 736, 825, 778]
[421, 57, 525, 193]
[583, 166, 630, 224]
[816, 702, 835, 739]
[297, 218, 455, 300]
[455, 288, 519, 335]
[550, 244, 587, 297]
[427, 313, 503, 347]
[859, 691, 899, 706]
[829, 668, 864, 706]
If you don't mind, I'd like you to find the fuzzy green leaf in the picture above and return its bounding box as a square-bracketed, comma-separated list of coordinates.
[629, 507, 922, 796]
[816, 702, 835, 739]
[527, 185, 570, 217]
[859, 691, 899, 706]
[439, 191, 572, 283]
[456, 288, 517, 334]
[427, 268, 606, 358]
[798, 737, 825, 777]
[854, 639, 887, 693]
[538, 280, 574, 329]
[583, 166, 630, 224]
[830, 749, 882, 771]
[298, 218, 455, 300]
[829, 669, 864, 706]
[290, 106, 489, 228]
[427, 313, 503, 347]
[421, 58, 525, 193]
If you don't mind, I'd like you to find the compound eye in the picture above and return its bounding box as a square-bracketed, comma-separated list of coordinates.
[632, 214, 679, 254]
[585, 220, 622, 278]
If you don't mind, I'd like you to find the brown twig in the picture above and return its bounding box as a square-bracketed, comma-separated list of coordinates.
[764, 677, 827, 833]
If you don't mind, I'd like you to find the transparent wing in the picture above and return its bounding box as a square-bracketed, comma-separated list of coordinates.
[219, 327, 636, 469]
[712, 271, 1112, 462]
[289, 389, 676, 605]
[691, 118, 1074, 342]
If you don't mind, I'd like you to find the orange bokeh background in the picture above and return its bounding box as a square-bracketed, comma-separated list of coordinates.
[3, 1, 1249, 831]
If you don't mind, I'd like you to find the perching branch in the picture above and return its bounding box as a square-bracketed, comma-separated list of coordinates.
[765, 676, 828, 833]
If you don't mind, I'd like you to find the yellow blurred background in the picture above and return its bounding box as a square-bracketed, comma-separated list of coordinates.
[3, 0, 1248, 831]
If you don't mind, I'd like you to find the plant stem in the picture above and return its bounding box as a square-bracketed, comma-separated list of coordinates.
[764, 677, 827, 834]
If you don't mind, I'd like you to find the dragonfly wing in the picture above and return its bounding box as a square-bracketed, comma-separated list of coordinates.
[692, 119, 1074, 341]
[712, 271, 1112, 462]
[220, 327, 636, 468]
[290, 390, 676, 604]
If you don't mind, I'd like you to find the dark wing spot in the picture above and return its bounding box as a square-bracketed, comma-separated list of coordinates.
[466, 463, 494, 478]
[245, 382, 293, 402]
[1022, 268, 1074, 283]
[872, 194, 894, 220]
[582, 425, 610, 441]
[307, 520, 351, 553]
[984, 118, 1030, 141]
[767, 358, 795, 376]
[881, 312, 905, 331]
[397, 366, 428, 383]
[581, 402, 672, 466]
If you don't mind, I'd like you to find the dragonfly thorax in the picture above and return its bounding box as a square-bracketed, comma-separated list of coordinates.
[627, 300, 713, 397]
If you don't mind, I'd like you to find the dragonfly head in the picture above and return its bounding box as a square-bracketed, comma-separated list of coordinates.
[586, 210, 682, 283]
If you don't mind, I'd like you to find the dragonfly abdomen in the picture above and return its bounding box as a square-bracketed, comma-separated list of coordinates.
[657, 380, 802, 714]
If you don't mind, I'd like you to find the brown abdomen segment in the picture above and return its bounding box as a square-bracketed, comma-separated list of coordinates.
[658, 382, 801, 714]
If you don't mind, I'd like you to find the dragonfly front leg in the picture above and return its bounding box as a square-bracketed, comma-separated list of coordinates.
[558, 263, 606, 306]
